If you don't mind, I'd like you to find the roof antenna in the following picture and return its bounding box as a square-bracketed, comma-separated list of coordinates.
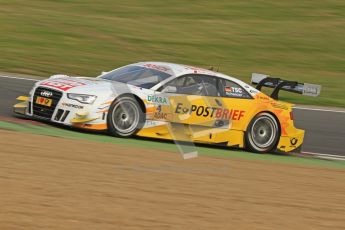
[216, 63, 220, 72]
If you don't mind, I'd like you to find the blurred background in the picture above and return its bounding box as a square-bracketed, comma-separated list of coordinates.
[0, 0, 344, 107]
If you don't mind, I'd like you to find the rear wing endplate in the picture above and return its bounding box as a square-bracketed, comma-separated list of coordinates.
[251, 73, 321, 100]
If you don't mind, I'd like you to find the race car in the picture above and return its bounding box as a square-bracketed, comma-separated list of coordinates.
[13, 62, 321, 153]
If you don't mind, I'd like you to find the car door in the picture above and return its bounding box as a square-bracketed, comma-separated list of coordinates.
[153, 74, 233, 142]
[157, 74, 221, 124]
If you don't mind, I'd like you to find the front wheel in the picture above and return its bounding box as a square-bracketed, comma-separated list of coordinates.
[107, 96, 145, 137]
[245, 112, 280, 153]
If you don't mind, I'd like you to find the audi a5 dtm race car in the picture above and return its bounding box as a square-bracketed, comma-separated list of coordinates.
[14, 62, 321, 153]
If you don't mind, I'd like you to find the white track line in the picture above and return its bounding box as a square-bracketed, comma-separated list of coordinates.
[0, 74, 39, 81]
[302, 151, 345, 158]
[301, 151, 345, 161]
[313, 156, 345, 161]
[294, 107, 345, 114]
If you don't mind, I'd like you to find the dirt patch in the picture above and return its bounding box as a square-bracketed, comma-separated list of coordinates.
[0, 130, 344, 230]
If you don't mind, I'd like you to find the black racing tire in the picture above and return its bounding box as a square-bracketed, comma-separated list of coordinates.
[107, 96, 145, 137]
[245, 112, 280, 153]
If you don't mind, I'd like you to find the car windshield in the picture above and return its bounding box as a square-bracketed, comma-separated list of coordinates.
[99, 65, 171, 89]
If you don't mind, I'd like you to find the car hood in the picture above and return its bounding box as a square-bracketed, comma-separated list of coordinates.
[36, 76, 114, 93]
[35, 76, 152, 102]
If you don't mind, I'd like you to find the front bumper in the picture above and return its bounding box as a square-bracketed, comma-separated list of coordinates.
[277, 128, 305, 153]
[14, 88, 108, 131]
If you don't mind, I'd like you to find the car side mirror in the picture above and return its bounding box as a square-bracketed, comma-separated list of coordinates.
[161, 86, 177, 93]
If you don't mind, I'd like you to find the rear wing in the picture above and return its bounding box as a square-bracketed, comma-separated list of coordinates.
[251, 73, 321, 100]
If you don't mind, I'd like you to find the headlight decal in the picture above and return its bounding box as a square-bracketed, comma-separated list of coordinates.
[67, 93, 97, 104]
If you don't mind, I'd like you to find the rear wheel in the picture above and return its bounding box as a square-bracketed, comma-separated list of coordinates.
[107, 96, 145, 137]
[245, 112, 280, 153]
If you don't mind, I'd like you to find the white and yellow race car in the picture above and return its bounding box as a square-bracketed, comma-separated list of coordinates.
[14, 62, 321, 153]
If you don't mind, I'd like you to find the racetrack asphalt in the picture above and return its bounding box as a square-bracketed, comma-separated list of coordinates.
[1, 74, 344, 157]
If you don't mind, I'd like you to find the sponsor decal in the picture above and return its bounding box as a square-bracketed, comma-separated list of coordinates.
[255, 95, 270, 100]
[40, 79, 86, 91]
[290, 138, 298, 146]
[153, 112, 168, 120]
[303, 87, 317, 94]
[35, 96, 52, 107]
[144, 63, 170, 72]
[144, 120, 165, 128]
[271, 102, 288, 110]
[224, 86, 244, 97]
[147, 95, 169, 105]
[62, 102, 84, 109]
[175, 103, 245, 120]
[182, 65, 210, 74]
[303, 83, 320, 97]
[40, 90, 53, 97]
[152, 105, 168, 120]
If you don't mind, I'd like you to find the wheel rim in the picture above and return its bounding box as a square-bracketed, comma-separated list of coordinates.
[250, 116, 277, 149]
[112, 100, 139, 135]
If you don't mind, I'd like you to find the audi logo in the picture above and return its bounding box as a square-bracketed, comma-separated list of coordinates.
[40, 91, 53, 97]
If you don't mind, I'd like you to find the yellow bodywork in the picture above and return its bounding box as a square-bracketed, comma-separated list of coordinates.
[70, 117, 99, 123]
[137, 93, 304, 153]
[13, 96, 29, 115]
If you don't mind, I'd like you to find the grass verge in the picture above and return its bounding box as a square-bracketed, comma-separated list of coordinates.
[0, 1, 344, 107]
[0, 121, 344, 169]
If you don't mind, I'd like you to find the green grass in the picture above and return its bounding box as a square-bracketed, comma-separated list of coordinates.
[0, 0, 344, 107]
[1, 121, 344, 169]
